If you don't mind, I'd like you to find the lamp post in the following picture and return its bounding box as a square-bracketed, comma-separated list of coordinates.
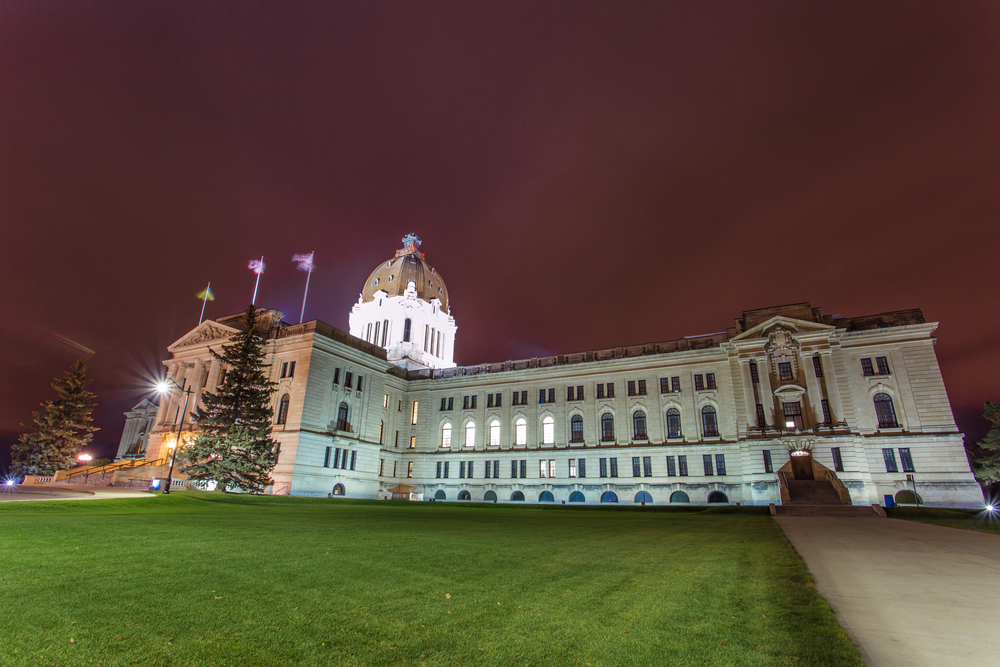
[156, 379, 194, 495]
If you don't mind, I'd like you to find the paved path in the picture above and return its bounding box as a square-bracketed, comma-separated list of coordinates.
[0, 484, 154, 502]
[775, 517, 1000, 667]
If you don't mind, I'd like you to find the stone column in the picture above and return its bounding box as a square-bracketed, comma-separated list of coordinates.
[757, 357, 775, 427]
[169, 363, 191, 428]
[155, 363, 180, 426]
[739, 360, 756, 433]
[206, 357, 222, 393]
[818, 352, 844, 424]
[190, 361, 207, 413]
[802, 354, 826, 426]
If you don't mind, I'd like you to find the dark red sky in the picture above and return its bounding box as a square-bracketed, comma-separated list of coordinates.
[2, 1, 998, 468]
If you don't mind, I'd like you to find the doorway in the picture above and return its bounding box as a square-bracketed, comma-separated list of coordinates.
[790, 452, 814, 480]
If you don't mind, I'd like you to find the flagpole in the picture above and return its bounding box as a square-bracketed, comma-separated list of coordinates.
[300, 251, 314, 323]
[199, 282, 211, 324]
[252, 256, 263, 305]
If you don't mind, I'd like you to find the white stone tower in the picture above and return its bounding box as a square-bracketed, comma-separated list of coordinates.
[349, 234, 457, 369]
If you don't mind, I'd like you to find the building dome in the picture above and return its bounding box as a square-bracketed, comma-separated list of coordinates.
[361, 234, 450, 313]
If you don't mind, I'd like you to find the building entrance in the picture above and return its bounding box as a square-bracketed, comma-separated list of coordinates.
[790, 452, 814, 480]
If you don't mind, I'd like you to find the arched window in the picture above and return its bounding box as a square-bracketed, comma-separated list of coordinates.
[542, 416, 555, 445]
[669, 491, 689, 503]
[708, 491, 728, 503]
[873, 393, 898, 428]
[465, 421, 476, 448]
[434, 490, 447, 500]
[511, 491, 525, 501]
[403, 318, 412, 342]
[336, 402, 349, 432]
[635, 491, 653, 504]
[666, 408, 682, 439]
[276, 394, 290, 425]
[458, 490, 471, 501]
[570, 415, 584, 443]
[600, 491, 619, 503]
[600, 413, 615, 442]
[701, 406, 719, 437]
[632, 410, 647, 440]
[484, 490, 498, 501]
[569, 491, 585, 503]
[441, 423, 452, 448]
[515, 418, 527, 446]
[489, 420, 500, 447]
[539, 491, 554, 502]
[332, 483, 345, 496]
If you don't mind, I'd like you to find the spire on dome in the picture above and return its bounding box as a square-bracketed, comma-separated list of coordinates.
[401, 233, 422, 251]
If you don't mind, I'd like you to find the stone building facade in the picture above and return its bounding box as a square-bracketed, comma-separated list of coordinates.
[143, 240, 982, 507]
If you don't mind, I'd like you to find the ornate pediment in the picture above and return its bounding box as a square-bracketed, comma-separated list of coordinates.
[729, 316, 833, 344]
[168, 322, 238, 351]
[764, 324, 802, 381]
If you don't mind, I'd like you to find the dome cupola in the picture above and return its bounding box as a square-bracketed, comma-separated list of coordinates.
[361, 234, 449, 313]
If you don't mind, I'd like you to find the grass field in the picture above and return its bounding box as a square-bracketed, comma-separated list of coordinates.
[0, 493, 861, 666]
[885, 506, 1000, 535]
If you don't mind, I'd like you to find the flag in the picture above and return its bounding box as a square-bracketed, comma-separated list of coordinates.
[248, 259, 266, 274]
[292, 252, 314, 273]
[195, 286, 216, 301]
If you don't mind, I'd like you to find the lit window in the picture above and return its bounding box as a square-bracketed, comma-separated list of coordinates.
[465, 421, 475, 447]
[441, 424, 452, 448]
[540, 460, 548, 478]
[515, 418, 527, 446]
[782, 401, 803, 430]
[409, 436, 415, 449]
[407, 461, 413, 477]
[411, 401, 419, 425]
[542, 416, 554, 445]
[489, 420, 500, 447]
[569, 460, 577, 477]
[383, 394, 389, 409]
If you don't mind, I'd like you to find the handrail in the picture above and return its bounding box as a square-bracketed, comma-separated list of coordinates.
[63, 457, 167, 480]
[823, 470, 847, 490]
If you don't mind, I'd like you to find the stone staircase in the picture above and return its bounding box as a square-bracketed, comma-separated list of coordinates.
[773, 479, 884, 517]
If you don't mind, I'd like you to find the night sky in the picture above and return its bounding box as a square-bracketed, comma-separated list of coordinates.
[2, 2, 998, 469]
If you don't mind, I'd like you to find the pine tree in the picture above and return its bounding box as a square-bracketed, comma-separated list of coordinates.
[10, 360, 99, 477]
[972, 401, 1000, 485]
[181, 306, 279, 493]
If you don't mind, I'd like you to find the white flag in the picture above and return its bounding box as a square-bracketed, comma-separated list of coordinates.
[248, 259, 266, 275]
[292, 253, 314, 273]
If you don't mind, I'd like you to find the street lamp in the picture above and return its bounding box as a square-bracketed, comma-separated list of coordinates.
[155, 378, 194, 495]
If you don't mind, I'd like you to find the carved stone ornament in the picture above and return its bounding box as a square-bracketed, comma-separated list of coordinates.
[177, 324, 231, 347]
[764, 324, 801, 381]
[782, 438, 815, 454]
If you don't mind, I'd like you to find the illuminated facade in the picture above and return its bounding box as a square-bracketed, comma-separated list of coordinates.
[142, 238, 982, 507]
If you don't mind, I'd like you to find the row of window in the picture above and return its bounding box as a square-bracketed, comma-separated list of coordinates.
[377, 459, 414, 477]
[323, 446, 357, 470]
[883, 447, 915, 473]
[332, 367, 363, 392]
[364, 319, 390, 348]
[862, 356, 892, 377]
[427, 454, 728, 479]
[434, 489, 729, 503]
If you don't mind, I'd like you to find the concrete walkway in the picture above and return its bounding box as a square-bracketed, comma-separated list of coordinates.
[0, 484, 155, 502]
[776, 517, 1000, 667]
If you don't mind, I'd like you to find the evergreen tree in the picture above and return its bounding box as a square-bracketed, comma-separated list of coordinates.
[10, 360, 99, 477]
[181, 305, 279, 493]
[972, 401, 1000, 485]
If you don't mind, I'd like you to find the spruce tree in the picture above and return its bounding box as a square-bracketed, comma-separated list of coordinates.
[10, 360, 99, 477]
[972, 401, 1000, 485]
[182, 305, 279, 493]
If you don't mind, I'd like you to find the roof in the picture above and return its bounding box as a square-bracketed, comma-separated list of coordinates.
[360, 235, 449, 313]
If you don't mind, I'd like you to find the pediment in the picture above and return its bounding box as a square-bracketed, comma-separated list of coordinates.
[168, 321, 239, 351]
[130, 398, 158, 411]
[729, 316, 833, 344]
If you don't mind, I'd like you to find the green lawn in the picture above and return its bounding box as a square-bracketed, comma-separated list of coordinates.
[886, 506, 1000, 535]
[0, 493, 861, 667]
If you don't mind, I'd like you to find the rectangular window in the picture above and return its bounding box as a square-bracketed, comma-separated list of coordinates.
[599, 458, 608, 478]
[576, 386, 583, 400]
[638, 379, 647, 395]
[632, 457, 641, 477]
[607, 382, 615, 398]
[288, 361, 296, 377]
[899, 448, 915, 473]
[395, 431, 399, 448]
[463, 396, 470, 410]
[409, 436, 416, 449]
[436, 461, 441, 479]
[703, 454, 714, 476]
[762, 450, 773, 473]
[567, 386, 575, 401]
[384, 394, 389, 409]
[484, 461, 491, 479]
[345, 371, 353, 388]
[749, 362, 759, 384]
[548, 388, 555, 404]
[876, 356, 891, 376]
[487, 394, 494, 408]
[407, 461, 413, 478]
[660, 377, 670, 394]
[549, 460, 556, 478]
[755, 403, 767, 428]
[666, 455, 676, 476]
[643, 456, 652, 477]
[378, 458, 384, 476]
[882, 448, 899, 473]
[596, 384, 605, 399]
[393, 461, 397, 478]
[378, 421, 384, 444]
[821, 399, 832, 425]
[471, 395, 477, 409]
[494, 460, 499, 478]
[356, 375, 362, 392]
[705, 373, 716, 390]
[468, 461, 474, 478]
[678, 455, 688, 476]
[398, 400, 402, 411]
[540, 460, 547, 478]
[539, 389, 546, 404]
[512, 460, 518, 478]
[831, 447, 844, 472]
[782, 401, 804, 430]
[520, 460, 526, 478]
[861, 358, 875, 376]
[324, 446, 332, 468]
[578, 458, 586, 478]
[281, 362, 288, 378]
[813, 357, 823, 378]
[495, 393, 502, 407]
[610, 457, 618, 478]
[521, 391, 528, 405]
[443, 461, 449, 478]
[411, 401, 419, 425]
[459, 461, 466, 478]
[569, 459, 577, 478]
[441, 398, 448, 411]
[333, 447, 341, 469]
[671, 376, 681, 393]
[778, 362, 793, 382]
[350, 451, 356, 471]
[628, 380, 636, 397]
[333, 368, 340, 385]
[512, 391, 519, 406]
[715, 454, 726, 476]
[694, 374, 705, 391]
[448, 397, 454, 410]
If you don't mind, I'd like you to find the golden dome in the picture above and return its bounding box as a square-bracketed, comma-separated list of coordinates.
[361, 234, 450, 313]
